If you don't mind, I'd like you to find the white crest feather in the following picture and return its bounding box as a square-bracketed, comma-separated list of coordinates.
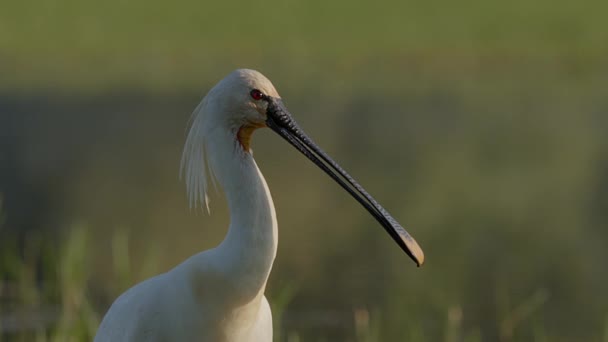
[180, 69, 276, 212]
[180, 96, 218, 213]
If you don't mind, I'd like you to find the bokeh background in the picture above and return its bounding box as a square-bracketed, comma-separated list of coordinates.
[1, 0, 607, 341]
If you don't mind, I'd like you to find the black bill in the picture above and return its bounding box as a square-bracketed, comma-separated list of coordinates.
[264, 96, 424, 267]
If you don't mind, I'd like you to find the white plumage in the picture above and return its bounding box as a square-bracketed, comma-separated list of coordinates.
[95, 69, 279, 341]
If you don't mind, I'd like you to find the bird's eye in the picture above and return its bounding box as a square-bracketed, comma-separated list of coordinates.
[250, 89, 264, 101]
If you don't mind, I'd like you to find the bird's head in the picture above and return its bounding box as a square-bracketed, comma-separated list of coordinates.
[204, 69, 279, 150]
[183, 69, 425, 267]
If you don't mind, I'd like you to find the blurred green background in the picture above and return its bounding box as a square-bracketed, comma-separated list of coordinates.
[1, 0, 607, 341]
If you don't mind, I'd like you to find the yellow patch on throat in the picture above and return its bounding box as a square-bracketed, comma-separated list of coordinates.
[237, 123, 265, 151]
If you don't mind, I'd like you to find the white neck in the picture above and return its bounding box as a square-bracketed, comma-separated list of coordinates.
[204, 127, 278, 303]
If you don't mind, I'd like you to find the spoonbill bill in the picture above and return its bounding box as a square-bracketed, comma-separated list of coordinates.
[94, 69, 424, 341]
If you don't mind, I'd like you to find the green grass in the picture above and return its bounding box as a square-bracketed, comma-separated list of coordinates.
[1, 0, 607, 91]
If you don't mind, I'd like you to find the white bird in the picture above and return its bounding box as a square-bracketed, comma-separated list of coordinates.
[94, 69, 424, 341]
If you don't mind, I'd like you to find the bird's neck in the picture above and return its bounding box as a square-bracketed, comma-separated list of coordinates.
[208, 127, 278, 302]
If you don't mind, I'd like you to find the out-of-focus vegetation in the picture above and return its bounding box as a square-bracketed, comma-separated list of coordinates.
[1, 0, 607, 341]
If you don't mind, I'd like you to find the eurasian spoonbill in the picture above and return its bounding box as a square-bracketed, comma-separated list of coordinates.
[94, 69, 424, 341]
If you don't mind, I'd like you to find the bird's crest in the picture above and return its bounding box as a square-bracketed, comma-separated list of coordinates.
[180, 69, 279, 212]
[180, 95, 218, 213]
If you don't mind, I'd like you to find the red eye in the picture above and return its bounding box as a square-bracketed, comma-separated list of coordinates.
[250, 89, 264, 100]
